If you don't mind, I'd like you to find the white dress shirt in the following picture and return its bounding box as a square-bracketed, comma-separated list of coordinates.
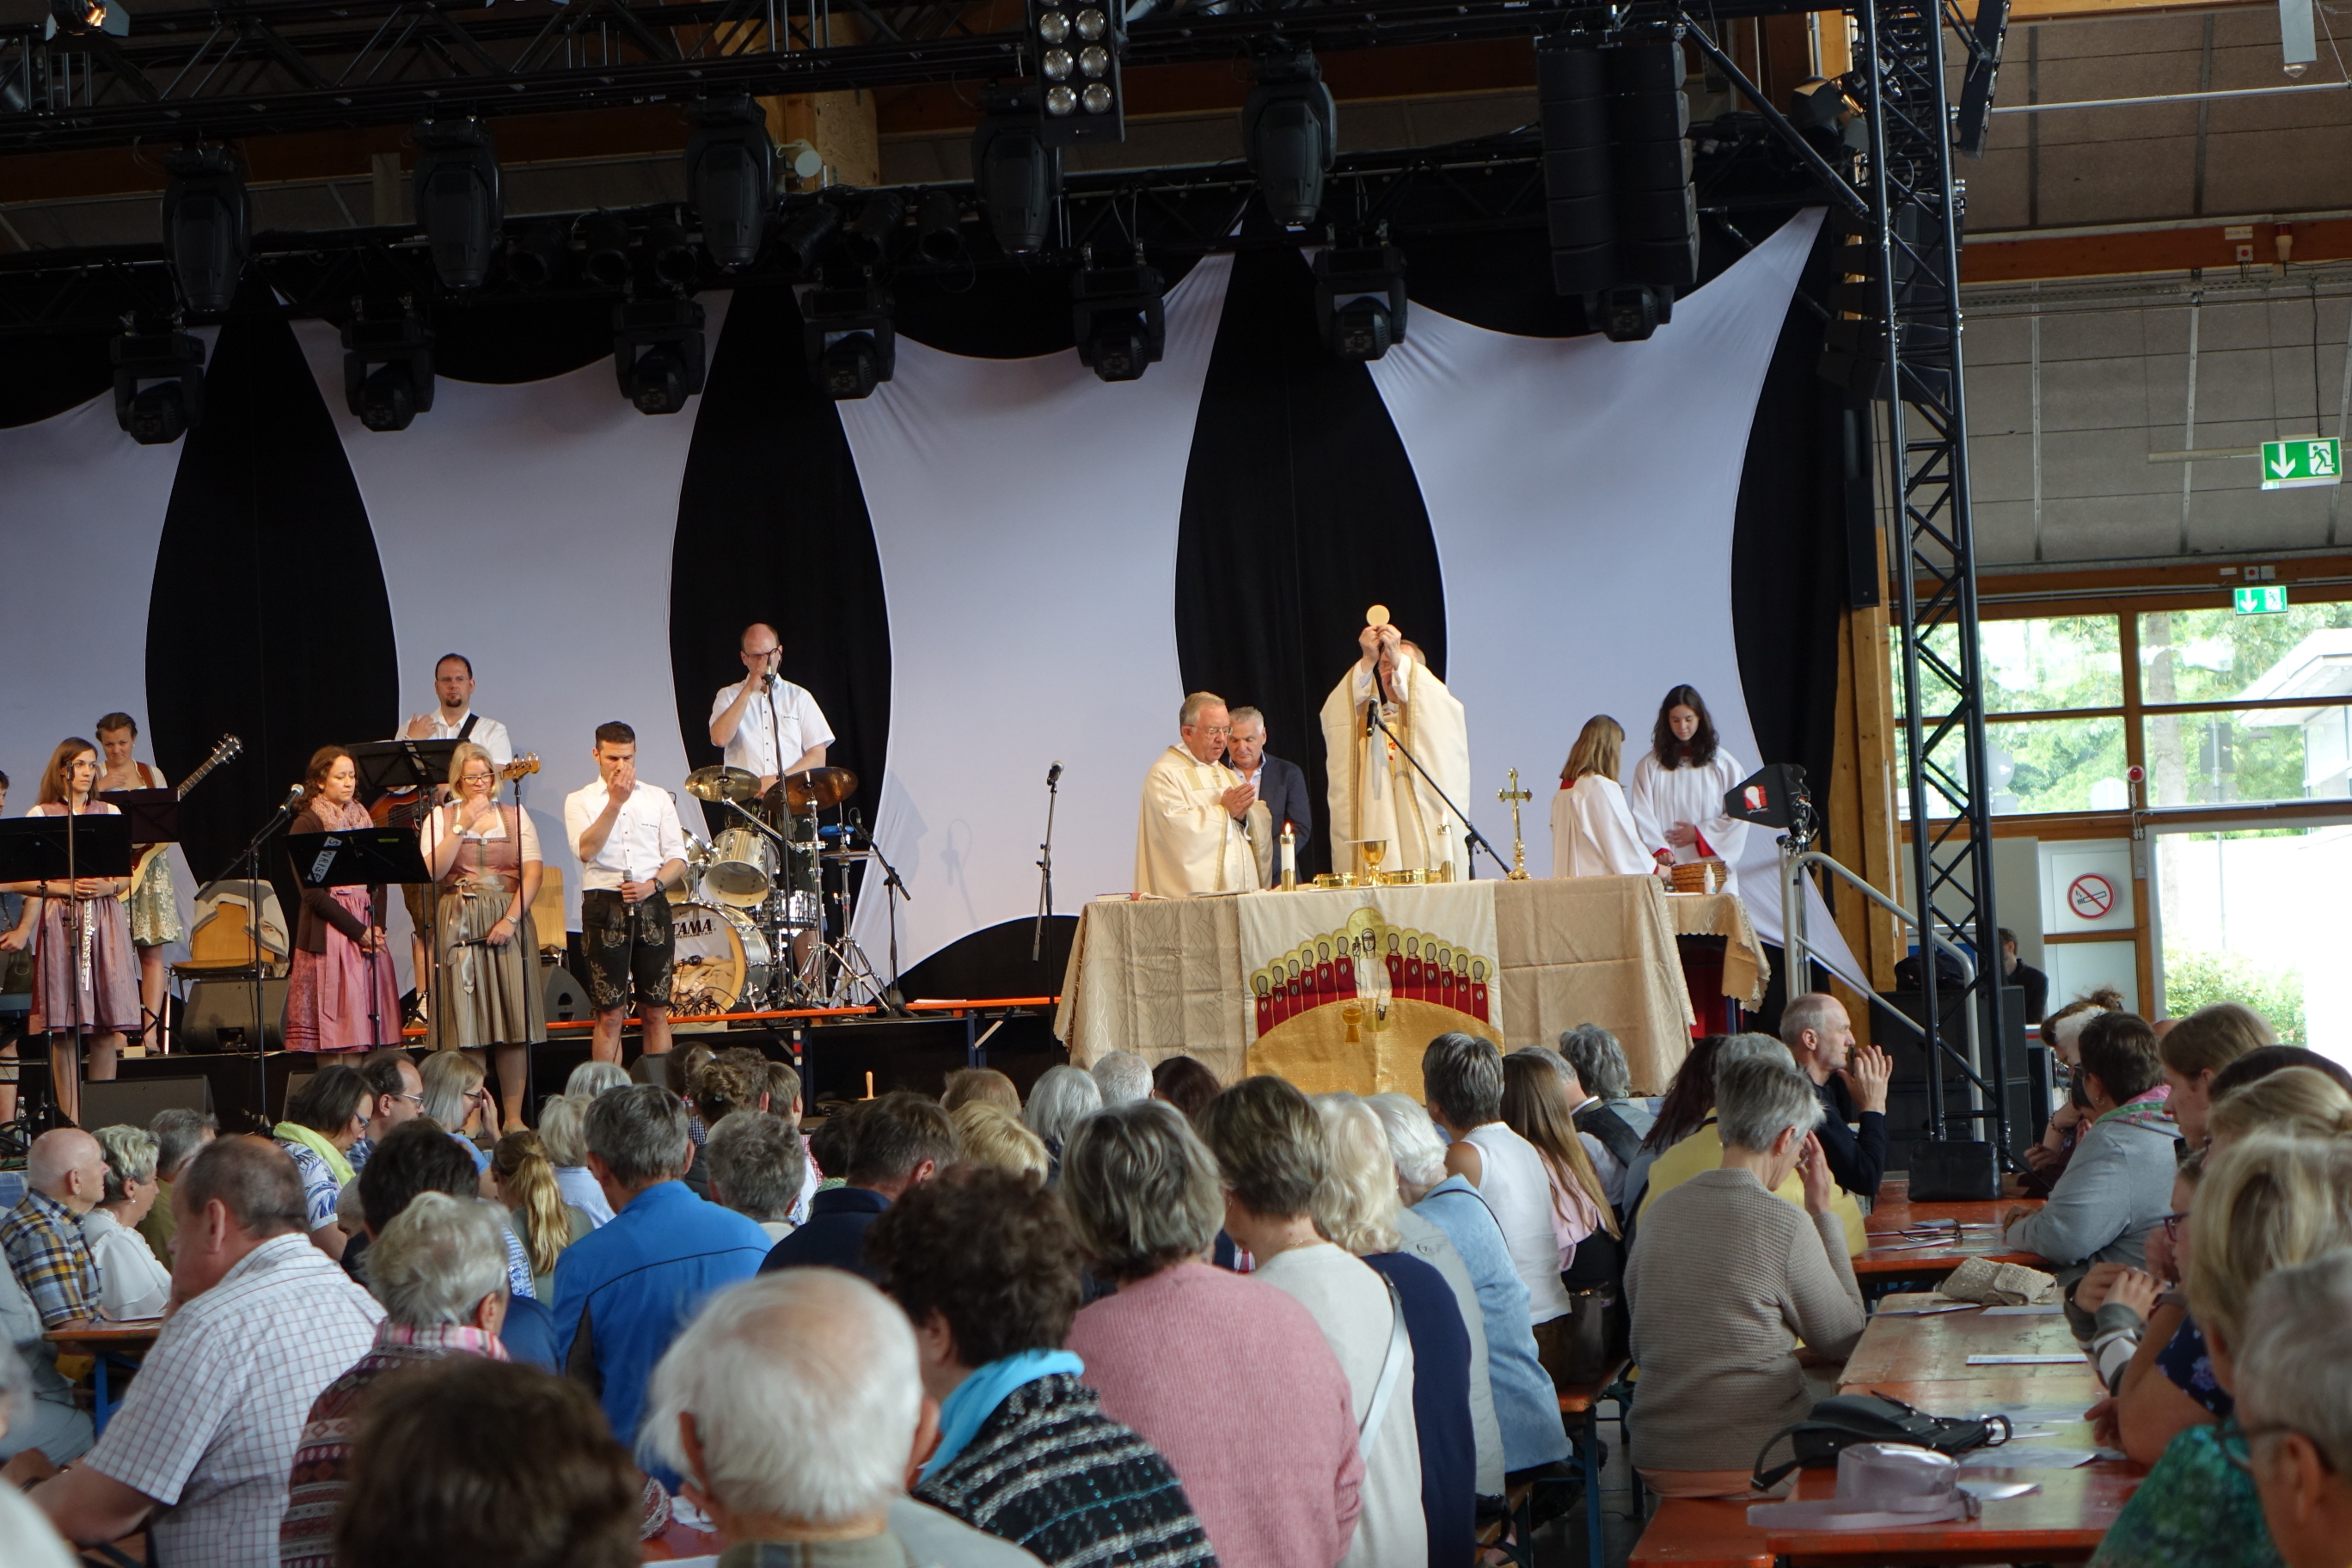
[79, 1207, 172, 1320]
[397, 711, 512, 769]
[564, 779, 688, 891]
[710, 677, 835, 778]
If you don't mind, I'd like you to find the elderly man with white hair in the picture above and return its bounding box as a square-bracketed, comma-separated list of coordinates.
[2231, 1251, 2352, 1568]
[1089, 1051, 1154, 1110]
[279, 1191, 514, 1568]
[646, 1271, 1045, 1566]
[1622, 1055, 1865, 1498]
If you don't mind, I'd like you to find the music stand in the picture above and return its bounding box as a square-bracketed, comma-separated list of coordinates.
[345, 740, 458, 1041]
[0, 815, 134, 1131]
[290, 828, 434, 1051]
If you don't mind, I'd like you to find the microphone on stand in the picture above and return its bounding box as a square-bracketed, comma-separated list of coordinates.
[1046, 761, 1063, 789]
[285, 783, 307, 807]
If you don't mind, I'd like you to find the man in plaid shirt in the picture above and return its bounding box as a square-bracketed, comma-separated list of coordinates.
[0, 1129, 107, 1332]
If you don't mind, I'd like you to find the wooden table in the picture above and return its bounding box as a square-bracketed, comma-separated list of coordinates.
[1837, 1295, 2084, 1386]
[44, 1320, 162, 1435]
[1853, 1191, 2045, 1295]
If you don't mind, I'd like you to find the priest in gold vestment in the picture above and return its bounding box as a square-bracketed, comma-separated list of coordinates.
[1134, 691, 1263, 897]
[1319, 622, 1471, 880]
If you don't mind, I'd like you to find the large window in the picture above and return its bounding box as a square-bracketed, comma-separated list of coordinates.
[1896, 600, 2352, 818]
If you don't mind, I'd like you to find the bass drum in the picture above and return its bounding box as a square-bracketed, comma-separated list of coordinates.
[669, 899, 771, 1014]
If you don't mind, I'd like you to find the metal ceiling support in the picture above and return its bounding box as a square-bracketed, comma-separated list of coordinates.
[1849, 0, 2012, 1155]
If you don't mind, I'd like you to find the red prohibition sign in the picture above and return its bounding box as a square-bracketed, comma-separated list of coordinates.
[2067, 873, 2116, 920]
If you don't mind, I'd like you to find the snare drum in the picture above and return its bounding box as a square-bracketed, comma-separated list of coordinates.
[669, 898, 771, 1013]
[702, 826, 779, 907]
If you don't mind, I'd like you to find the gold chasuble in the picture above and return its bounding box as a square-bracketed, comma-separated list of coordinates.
[1134, 746, 1257, 897]
[1318, 650, 1471, 881]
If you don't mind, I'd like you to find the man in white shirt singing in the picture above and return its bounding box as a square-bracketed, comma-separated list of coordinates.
[564, 723, 689, 1064]
[708, 623, 834, 797]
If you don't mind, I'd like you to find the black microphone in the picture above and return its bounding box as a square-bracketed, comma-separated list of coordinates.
[1046, 761, 1063, 789]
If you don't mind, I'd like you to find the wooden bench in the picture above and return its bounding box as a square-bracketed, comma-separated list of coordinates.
[1628, 1498, 1774, 1567]
[1547, 1362, 1629, 1568]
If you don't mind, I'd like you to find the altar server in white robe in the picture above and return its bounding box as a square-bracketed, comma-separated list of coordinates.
[1134, 691, 1259, 897]
[1552, 715, 1665, 879]
[1318, 617, 1471, 880]
[1627, 683, 1750, 892]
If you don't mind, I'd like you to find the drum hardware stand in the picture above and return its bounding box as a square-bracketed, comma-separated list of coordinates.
[1032, 762, 1062, 963]
[1497, 769, 1534, 880]
[1366, 706, 1509, 878]
[850, 814, 911, 1014]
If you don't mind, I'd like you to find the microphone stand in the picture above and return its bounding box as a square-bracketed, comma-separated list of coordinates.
[1032, 765, 1061, 965]
[1366, 706, 1510, 879]
[226, 787, 304, 1131]
[864, 831, 910, 1014]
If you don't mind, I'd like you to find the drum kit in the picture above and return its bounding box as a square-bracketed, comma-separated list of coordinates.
[671, 763, 891, 1013]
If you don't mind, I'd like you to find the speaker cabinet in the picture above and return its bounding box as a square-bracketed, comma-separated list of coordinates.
[181, 977, 288, 1052]
[78, 1075, 216, 1128]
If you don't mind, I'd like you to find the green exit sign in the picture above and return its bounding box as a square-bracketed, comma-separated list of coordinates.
[2235, 585, 2289, 615]
[2261, 437, 2342, 490]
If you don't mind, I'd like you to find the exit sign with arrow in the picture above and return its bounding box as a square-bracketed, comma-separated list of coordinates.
[2261, 438, 2342, 490]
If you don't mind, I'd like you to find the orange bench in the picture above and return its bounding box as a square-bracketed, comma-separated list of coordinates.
[1628, 1498, 1774, 1567]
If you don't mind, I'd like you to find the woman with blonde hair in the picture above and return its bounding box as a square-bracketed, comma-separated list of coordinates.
[942, 1067, 1022, 1116]
[2208, 1067, 2352, 1149]
[2088, 1135, 2352, 1568]
[537, 1093, 614, 1227]
[2159, 1003, 2275, 1147]
[419, 1048, 494, 1191]
[1501, 1050, 1623, 1384]
[1311, 1093, 1478, 1565]
[420, 740, 543, 1133]
[948, 1101, 1050, 1185]
[4, 738, 139, 1124]
[1550, 715, 1662, 879]
[491, 1129, 589, 1298]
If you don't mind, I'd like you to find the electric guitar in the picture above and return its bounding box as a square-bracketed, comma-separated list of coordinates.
[372, 753, 542, 830]
[118, 734, 243, 885]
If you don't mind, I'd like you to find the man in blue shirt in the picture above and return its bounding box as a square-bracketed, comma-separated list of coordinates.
[553, 1083, 771, 1458]
[761, 1093, 957, 1281]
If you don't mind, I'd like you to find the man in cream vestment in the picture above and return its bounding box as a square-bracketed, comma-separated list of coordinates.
[1319, 622, 1471, 880]
[1135, 692, 1262, 897]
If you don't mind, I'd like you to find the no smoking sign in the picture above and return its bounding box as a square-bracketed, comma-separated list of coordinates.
[2067, 873, 2116, 921]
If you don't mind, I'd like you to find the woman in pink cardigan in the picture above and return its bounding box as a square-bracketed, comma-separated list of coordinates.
[1062, 1101, 1366, 1568]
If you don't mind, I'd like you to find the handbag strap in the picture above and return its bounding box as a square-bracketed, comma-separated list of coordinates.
[1358, 1275, 1410, 1461]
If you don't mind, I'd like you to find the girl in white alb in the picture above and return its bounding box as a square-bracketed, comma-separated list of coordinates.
[1627, 684, 1750, 895]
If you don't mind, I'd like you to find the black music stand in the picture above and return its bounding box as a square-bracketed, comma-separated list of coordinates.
[346, 740, 458, 1038]
[0, 815, 134, 1132]
[290, 828, 433, 1051]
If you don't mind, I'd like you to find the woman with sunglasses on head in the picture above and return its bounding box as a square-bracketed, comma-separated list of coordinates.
[420, 741, 543, 1135]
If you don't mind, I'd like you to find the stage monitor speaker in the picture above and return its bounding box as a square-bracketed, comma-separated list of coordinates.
[79, 1075, 216, 1128]
[180, 977, 288, 1052]
[543, 961, 591, 1025]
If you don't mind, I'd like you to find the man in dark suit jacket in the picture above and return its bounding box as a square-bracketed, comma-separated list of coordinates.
[1227, 707, 1314, 885]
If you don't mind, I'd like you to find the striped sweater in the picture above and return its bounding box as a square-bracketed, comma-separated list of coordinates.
[915, 1373, 1220, 1568]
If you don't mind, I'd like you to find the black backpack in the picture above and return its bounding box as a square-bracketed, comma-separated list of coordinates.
[1749, 1393, 2012, 1490]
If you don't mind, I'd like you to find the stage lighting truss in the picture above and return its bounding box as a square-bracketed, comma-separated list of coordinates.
[341, 311, 435, 432]
[614, 296, 707, 415]
[686, 96, 775, 269]
[1028, 0, 1124, 144]
[161, 145, 248, 316]
[110, 327, 204, 444]
[1312, 242, 1407, 361]
[801, 285, 896, 401]
[1244, 49, 1336, 230]
[413, 119, 503, 291]
[1071, 261, 1163, 383]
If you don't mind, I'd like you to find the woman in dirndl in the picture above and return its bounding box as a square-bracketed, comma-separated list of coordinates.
[285, 745, 401, 1053]
[96, 713, 183, 1053]
[420, 740, 544, 1134]
[3, 738, 139, 1126]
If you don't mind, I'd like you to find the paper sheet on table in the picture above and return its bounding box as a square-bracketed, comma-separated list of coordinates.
[1967, 1353, 2083, 1365]
[1917, 1405, 2100, 1427]
[1962, 1448, 2100, 1470]
[1981, 1304, 2065, 1315]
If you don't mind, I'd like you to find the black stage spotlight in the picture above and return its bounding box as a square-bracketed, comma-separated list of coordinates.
[687, 96, 775, 268]
[579, 212, 631, 289]
[842, 192, 905, 268]
[161, 146, 248, 315]
[801, 286, 896, 400]
[111, 329, 205, 444]
[1313, 243, 1407, 361]
[1071, 263, 1164, 383]
[1244, 51, 1336, 229]
[646, 219, 699, 288]
[341, 313, 435, 432]
[916, 189, 965, 261]
[1028, 0, 1125, 143]
[776, 200, 842, 278]
[506, 220, 566, 288]
[972, 109, 1059, 254]
[614, 297, 707, 415]
[46, 0, 126, 38]
[1595, 282, 1672, 343]
[413, 119, 502, 291]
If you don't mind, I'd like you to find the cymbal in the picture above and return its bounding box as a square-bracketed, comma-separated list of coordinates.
[782, 766, 858, 812]
[684, 765, 762, 803]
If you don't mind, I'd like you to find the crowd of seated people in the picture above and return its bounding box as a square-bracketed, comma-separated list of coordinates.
[3, 992, 2349, 1568]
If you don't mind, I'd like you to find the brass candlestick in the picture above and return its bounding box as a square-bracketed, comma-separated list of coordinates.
[1498, 769, 1533, 880]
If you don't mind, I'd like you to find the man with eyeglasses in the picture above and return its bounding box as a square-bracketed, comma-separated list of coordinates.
[347, 1049, 426, 1173]
[708, 622, 833, 799]
[1134, 691, 1257, 897]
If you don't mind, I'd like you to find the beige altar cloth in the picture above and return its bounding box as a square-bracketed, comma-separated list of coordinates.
[1663, 891, 1771, 1010]
[1057, 875, 1706, 1094]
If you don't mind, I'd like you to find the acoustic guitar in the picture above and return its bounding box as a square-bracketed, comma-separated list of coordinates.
[120, 733, 243, 885]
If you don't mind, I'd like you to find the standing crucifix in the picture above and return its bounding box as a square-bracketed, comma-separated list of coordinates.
[1498, 769, 1533, 880]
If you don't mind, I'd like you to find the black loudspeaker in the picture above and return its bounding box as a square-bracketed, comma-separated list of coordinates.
[1910, 1139, 2000, 1201]
[543, 961, 591, 1025]
[180, 977, 288, 1051]
[78, 1075, 215, 1128]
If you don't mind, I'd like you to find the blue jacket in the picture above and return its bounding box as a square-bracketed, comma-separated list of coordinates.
[550, 1180, 772, 1455]
[762, 1185, 891, 1279]
[1416, 1175, 1573, 1472]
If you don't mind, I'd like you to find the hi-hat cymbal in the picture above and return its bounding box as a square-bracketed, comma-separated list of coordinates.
[783, 766, 858, 812]
[684, 765, 762, 803]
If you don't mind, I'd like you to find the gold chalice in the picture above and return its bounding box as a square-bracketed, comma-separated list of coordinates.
[1361, 840, 1387, 877]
